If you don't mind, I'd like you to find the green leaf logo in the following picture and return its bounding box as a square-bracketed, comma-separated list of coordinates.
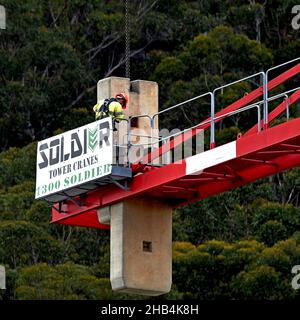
[88, 127, 98, 151]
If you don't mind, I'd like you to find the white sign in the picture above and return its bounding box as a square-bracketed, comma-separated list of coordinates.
[0, 265, 5, 290]
[35, 117, 113, 199]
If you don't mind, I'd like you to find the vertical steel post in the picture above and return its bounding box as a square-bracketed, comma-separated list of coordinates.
[210, 92, 215, 149]
[263, 71, 268, 130]
[285, 95, 289, 120]
[127, 117, 132, 166]
[264, 57, 300, 128]
[257, 105, 261, 133]
[150, 117, 154, 165]
[210, 72, 264, 148]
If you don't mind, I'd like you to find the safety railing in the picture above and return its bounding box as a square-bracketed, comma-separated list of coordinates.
[214, 104, 262, 132]
[119, 105, 258, 166]
[264, 56, 300, 128]
[210, 71, 265, 148]
[152, 92, 213, 122]
[127, 114, 152, 148]
[242, 85, 300, 131]
[112, 118, 131, 167]
[114, 57, 300, 167]
[152, 92, 213, 151]
[124, 88, 299, 166]
[128, 103, 260, 156]
[125, 93, 212, 165]
[128, 74, 266, 164]
[266, 85, 300, 120]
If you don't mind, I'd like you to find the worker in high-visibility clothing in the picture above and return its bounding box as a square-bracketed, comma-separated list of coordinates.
[93, 93, 128, 130]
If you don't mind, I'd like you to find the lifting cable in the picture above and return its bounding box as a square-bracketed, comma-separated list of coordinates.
[125, 0, 130, 79]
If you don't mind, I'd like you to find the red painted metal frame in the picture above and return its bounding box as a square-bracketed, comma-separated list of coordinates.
[51, 64, 300, 229]
[244, 89, 300, 136]
[52, 117, 300, 228]
[52, 161, 186, 228]
[176, 117, 300, 206]
[132, 63, 300, 172]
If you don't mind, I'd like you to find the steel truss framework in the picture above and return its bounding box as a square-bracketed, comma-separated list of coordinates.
[51, 58, 300, 229]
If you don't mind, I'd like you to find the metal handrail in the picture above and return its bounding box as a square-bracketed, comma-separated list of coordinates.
[120, 58, 300, 165]
[112, 118, 130, 166]
[152, 92, 213, 118]
[253, 85, 300, 124]
[230, 85, 300, 113]
[125, 85, 300, 150]
[128, 113, 153, 149]
[213, 104, 261, 132]
[264, 57, 300, 127]
[208, 85, 300, 129]
[156, 103, 262, 144]
[127, 104, 260, 148]
[211, 71, 265, 148]
[285, 95, 289, 120]
[128, 122, 206, 147]
[267, 93, 289, 121]
[128, 133, 160, 139]
[126, 93, 212, 153]
[126, 60, 300, 152]
[125, 92, 212, 146]
[151, 92, 213, 159]
[267, 85, 300, 102]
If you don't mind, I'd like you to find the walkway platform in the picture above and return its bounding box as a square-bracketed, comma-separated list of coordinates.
[51, 117, 300, 228]
[45, 165, 132, 203]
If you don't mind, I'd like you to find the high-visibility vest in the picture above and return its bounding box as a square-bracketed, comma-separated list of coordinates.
[93, 99, 125, 121]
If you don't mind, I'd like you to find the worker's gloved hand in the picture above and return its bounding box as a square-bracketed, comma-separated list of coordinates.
[113, 127, 118, 132]
[93, 102, 100, 112]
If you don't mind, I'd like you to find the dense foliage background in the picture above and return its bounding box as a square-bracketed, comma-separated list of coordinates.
[1, 0, 300, 300]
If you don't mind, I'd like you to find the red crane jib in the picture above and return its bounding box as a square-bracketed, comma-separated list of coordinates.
[132, 63, 300, 173]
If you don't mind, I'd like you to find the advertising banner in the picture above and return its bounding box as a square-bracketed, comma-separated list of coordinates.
[35, 117, 113, 200]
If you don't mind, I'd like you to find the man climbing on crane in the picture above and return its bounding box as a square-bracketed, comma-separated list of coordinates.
[93, 93, 128, 131]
